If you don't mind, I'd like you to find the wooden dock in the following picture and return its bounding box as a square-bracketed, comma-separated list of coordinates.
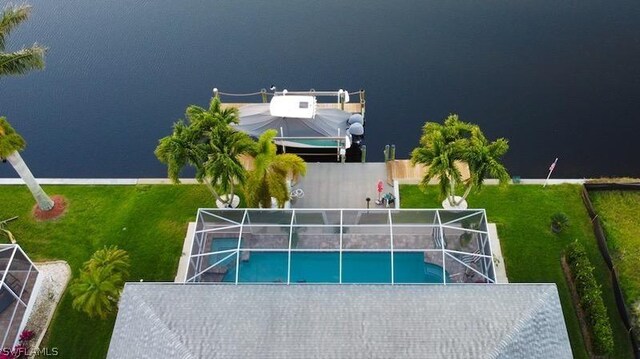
[386, 160, 470, 185]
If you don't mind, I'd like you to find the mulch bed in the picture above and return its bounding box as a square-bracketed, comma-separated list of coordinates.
[33, 195, 67, 221]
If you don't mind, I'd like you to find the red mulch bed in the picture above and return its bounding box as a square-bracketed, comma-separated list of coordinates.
[33, 195, 67, 221]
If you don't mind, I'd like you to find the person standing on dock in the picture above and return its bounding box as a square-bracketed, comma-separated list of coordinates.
[375, 180, 384, 204]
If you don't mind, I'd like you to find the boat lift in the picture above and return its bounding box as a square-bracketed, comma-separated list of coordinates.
[214, 88, 366, 163]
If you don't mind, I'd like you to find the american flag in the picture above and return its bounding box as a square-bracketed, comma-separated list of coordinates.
[549, 158, 558, 172]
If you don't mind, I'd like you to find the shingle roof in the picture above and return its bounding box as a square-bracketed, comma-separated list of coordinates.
[108, 284, 572, 359]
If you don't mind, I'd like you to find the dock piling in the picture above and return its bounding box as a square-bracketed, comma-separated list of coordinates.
[361, 145, 367, 163]
[384, 145, 390, 162]
[360, 89, 366, 122]
[280, 127, 286, 153]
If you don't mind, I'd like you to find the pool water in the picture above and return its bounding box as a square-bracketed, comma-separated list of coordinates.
[215, 251, 450, 284]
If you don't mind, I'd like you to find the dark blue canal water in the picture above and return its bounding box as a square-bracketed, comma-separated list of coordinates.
[0, 0, 639, 178]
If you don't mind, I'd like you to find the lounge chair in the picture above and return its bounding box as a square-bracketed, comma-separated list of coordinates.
[462, 250, 482, 277]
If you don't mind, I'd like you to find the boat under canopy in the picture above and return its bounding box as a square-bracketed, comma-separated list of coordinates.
[234, 103, 353, 149]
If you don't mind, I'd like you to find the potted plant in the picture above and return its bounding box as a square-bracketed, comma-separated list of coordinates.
[550, 212, 569, 233]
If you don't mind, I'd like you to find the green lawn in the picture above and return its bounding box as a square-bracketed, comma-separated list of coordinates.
[590, 191, 640, 323]
[0, 185, 217, 358]
[400, 184, 633, 359]
[0, 184, 634, 358]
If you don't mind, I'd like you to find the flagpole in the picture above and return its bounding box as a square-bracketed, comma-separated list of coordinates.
[543, 158, 558, 187]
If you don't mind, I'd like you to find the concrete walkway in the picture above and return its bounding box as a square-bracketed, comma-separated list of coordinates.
[175, 222, 196, 283]
[488, 223, 509, 283]
[291, 163, 389, 208]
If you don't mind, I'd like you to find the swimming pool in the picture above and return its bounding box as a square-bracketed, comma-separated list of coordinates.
[191, 209, 497, 284]
[212, 251, 450, 284]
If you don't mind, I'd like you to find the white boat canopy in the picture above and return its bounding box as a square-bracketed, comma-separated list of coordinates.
[233, 103, 353, 148]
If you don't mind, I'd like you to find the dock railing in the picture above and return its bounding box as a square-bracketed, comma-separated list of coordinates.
[215, 88, 365, 117]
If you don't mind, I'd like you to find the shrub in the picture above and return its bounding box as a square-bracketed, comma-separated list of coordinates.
[0, 330, 37, 359]
[18, 330, 34, 343]
[70, 246, 130, 319]
[551, 212, 569, 233]
[566, 241, 614, 355]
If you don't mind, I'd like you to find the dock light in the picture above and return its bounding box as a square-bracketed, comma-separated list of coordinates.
[366, 197, 371, 209]
[270, 85, 276, 91]
[282, 89, 288, 95]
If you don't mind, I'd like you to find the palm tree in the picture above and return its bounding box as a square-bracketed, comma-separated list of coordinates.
[155, 96, 253, 207]
[245, 130, 307, 208]
[85, 245, 130, 277]
[0, 117, 54, 210]
[69, 266, 124, 319]
[0, 5, 52, 212]
[154, 120, 199, 183]
[411, 114, 509, 207]
[461, 126, 510, 200]
[204, 125, 254, 207]
[70, 246, 130, 319]
[0, 4, 46, 77]
[411, 115, 470, 206]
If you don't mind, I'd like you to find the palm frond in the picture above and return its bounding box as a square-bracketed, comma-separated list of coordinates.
[204, 124, 253, 197]
[85, 245, 130, 278]
[185, 105, 206, 123]
[0, 117, 26, 158]
[208, 96, 222, 114]
[243, 130, 307, 208]
[244, 172, 262, 207]
[154, 135, 188, 183]
[0, 45, 45, 76]
[464, 126, 510, 191]
[217, 107, 240, 125]
[0, 4, 31, 51]
[70, 266, 123, 319]
[272, 153, 307, 178]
